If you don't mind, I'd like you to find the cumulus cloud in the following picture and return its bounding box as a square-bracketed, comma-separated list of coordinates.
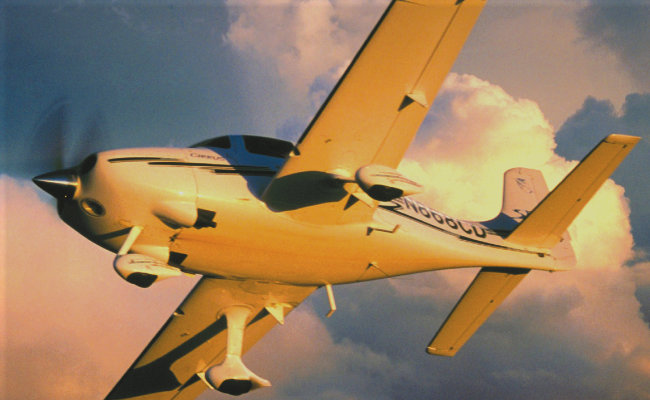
[556, 94, 650, 159]
[240, 304, 420, 400]
[556, 93, 650, 252]
[577, 1, 650, 88]
[399, 72, 638, 271]
[0, 179, 7, 399]
[402, 73, 561, 220]
[225, 0, 384, 100]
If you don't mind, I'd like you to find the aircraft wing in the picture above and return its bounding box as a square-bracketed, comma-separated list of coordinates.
[427, 267, 529, 357]
[263, 0, 486, 224]
[106, 278, 316, 400]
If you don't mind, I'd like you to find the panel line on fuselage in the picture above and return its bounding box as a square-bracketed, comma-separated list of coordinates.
[108, 156, 179, 163]
[108, 157, 277, 176]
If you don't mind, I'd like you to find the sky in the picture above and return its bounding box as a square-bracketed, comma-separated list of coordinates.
[1, 0, 650, 399]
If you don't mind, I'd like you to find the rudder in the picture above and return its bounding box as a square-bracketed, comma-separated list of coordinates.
[484, 167, 550, 235]
[501, 168, 549, 223]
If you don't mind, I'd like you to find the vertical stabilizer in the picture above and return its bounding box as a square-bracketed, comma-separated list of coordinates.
[501, 168, 549, 221]
[483, 168, 550, 236]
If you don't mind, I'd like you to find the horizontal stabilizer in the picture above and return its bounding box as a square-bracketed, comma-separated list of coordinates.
[506, 134, 640, 249]
[427, 267, 529, 357]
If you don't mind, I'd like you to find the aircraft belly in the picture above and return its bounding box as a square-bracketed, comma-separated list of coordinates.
[169, 223, 374, 285]
[165, 203, 553, 286]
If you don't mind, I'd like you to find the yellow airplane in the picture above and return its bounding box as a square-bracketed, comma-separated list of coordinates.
[33, 0, 639, 398]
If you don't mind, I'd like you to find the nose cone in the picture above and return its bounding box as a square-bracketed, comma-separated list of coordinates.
[33, 169, 79, 199]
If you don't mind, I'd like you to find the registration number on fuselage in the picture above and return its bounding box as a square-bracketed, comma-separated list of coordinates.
[380, 197, 489, 240]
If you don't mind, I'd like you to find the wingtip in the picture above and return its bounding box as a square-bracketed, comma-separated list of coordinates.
[426, 346, 456, 357]
[604, 133, 641, 146]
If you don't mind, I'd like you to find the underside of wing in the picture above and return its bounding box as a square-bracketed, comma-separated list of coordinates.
[106, 278, 316, 400]
[427, 267, 529, 357]
[263, 0, 486, 224]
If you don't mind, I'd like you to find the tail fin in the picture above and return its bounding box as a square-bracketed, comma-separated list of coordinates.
[487, 167, 576, 267]
[506, 134, 639, 249]
[500, 167, 550, 227]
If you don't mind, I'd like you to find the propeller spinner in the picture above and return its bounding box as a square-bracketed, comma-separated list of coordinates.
[32, 169, 79, 199]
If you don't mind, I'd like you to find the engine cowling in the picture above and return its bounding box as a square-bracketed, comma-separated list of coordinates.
[355, 164, 423, 201]
[113, 253, 182, 288]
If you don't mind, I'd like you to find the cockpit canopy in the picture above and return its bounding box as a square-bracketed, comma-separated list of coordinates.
[191, 135, 294, 159]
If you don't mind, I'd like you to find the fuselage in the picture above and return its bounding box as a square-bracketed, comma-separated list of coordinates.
[54, 135, 557, 286]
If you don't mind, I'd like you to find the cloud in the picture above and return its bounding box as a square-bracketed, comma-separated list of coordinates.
[0, 179, 7, 399]
[556, 94, 650, 159]
[225, 0, 384, 100]
[240, 304, 419, 400]
[399, 71, 639, 280]
[555, 93, 650, 252]
[577, 1, 650, 88]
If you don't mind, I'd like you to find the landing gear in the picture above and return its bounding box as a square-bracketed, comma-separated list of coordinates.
[112, 225, 182, 287]
[203, 306, 271, 396]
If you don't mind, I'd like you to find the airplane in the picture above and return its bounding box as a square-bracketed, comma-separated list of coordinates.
[32, 0, 640, 398]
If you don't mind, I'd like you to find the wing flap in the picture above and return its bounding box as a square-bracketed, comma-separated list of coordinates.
[263, 0, 486, 224]
[106, 278, 315, 400]
[506, 134, 640, 248]
[427, 267, 529, 357]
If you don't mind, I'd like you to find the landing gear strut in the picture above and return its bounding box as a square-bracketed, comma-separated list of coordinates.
[203, 306, 271, 396]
